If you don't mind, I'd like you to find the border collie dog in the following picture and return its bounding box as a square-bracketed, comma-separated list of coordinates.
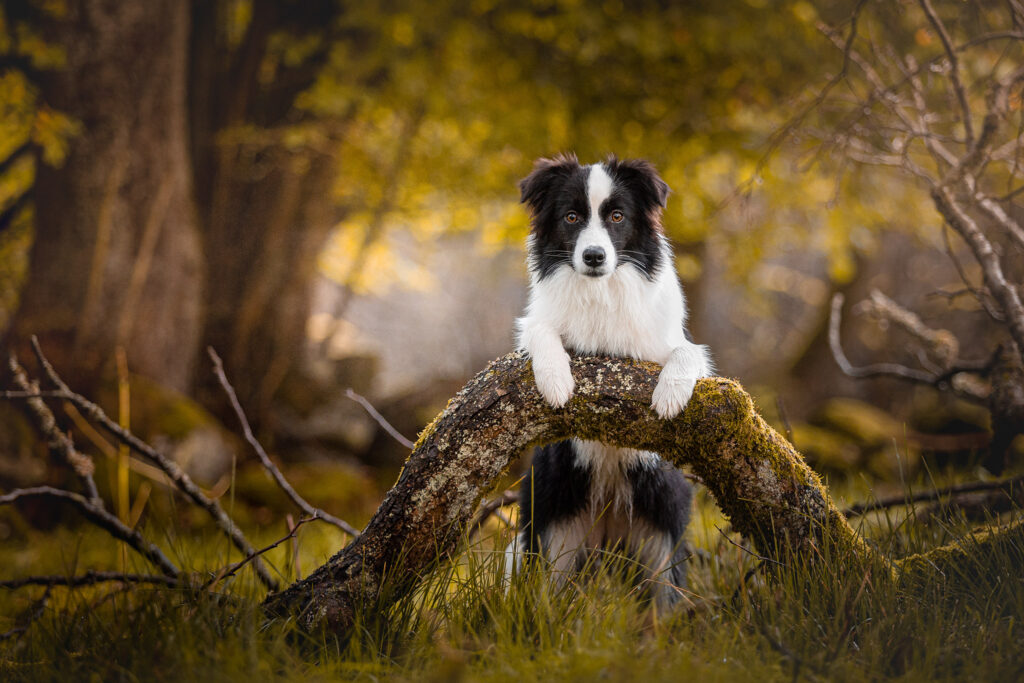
[509, 153, 713, 606]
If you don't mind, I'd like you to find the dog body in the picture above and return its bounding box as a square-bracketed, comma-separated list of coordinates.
[509, 154, 712, 606]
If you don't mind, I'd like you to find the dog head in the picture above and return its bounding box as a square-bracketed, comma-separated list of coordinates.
[519, 153, 670, 281]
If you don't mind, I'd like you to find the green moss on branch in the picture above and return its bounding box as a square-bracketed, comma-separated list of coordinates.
[263, 352, 1017, 633]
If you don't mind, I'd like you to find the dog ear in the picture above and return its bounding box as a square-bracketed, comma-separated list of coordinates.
[519, 152, 579, 212]
[610, 158, 671, 210]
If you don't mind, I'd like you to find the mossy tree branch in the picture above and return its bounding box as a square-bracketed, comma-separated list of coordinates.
[263, 352, 1019, 633]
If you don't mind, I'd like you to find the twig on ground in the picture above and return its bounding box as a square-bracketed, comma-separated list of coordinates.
[208, 347, 361, 538]
[715, 525, 788, 568]
[729, 560, 768, 605]
[0, 486, 180, 578]
[61, 402, 176, 489]
[844, 474, 1024, 517]
[0, 571, 179, 590]
[916, 486, 1024, 523]
[20, 337, 278, 591]
[756, 618, 816, 682]
[469, 489, 518, 537]
[344, 387, 415, 450]
[8, 356, 100, 504]
[0, 587, 50, 642]
[203, 515, 318, 591]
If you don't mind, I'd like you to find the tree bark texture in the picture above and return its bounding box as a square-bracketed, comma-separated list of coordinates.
[264, 352, 887, 632]
[195, 150, 339, 420]
[7, 0, 342, 419]
[7, 0, 204, 394]
[188, 0, 344, 423]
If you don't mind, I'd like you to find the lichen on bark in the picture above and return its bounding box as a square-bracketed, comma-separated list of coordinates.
[263, 352, 1017, 633]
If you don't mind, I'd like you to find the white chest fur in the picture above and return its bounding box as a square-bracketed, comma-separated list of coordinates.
[518, 242, 687, 366]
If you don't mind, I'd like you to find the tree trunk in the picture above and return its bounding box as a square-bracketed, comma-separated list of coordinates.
[985, 343, 1024, 473]
[187, 0, 344, 423]
[264, 352, 1024, 634]
[6, 0, 203, 394]
[195, 149, 338, 421]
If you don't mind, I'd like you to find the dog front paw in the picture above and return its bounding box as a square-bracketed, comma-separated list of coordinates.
[651, 370, 697, 419]
[533, 357, 575, 408]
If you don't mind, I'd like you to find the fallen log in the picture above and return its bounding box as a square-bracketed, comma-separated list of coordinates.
[263, 351, 1017, 632]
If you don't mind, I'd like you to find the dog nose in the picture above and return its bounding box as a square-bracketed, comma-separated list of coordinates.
[582, 247, 606, 267]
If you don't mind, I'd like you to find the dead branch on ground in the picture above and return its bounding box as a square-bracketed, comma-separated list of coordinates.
[844, 473, 1024, 517]
[209, 347, 361, 538]
[16, 337, 279, 590]
[0, 486, 180, 578]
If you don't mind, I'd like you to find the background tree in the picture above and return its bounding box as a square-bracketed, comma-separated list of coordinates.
[3, 1, 203, 394]
[796, 0, 1024, 471]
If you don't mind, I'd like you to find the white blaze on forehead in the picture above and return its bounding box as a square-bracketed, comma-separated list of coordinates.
[587, 163, 614, 218]
[573, 164, 616, 274]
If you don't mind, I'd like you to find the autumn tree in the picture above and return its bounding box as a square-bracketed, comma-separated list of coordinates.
[798, 0, 1024, 471]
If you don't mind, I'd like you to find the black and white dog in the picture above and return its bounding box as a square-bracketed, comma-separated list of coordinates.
[508, 153, 713, 606]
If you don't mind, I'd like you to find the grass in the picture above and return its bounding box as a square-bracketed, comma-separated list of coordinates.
[1, 468, 1023, 682]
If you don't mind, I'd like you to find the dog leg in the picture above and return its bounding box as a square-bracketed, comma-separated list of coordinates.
[651, 342, 713, 419]
[520, 321, 575, 408]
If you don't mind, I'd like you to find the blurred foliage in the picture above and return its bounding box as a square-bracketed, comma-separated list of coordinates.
[0, 1, 77, 330]
[309, 0, 862, 297]
[0, 0, 1000, 315]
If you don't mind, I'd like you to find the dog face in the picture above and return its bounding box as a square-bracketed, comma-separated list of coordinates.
[519, 154, 670, 281]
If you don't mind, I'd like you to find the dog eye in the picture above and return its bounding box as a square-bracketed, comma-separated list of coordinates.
[565, 211, 579, 224]
[610, 210, 624, 223]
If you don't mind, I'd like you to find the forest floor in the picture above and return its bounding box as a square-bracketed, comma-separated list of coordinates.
[0, 462, 1022, 682]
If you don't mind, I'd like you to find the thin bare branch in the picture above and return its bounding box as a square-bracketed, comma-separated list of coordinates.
[715, 525, 787, 569]
[717, 0, 869, 210]
[208, 347, 361, 538]
[994, 183, 1024, 202]
[954, 30, 1024, 51]
[829, 293, 937, 383]
[941, 224, 1005, 322]
[0, 390, 66, 399]
[950, 65, 1024, 181]
[469, 489, 518, 537]
[901, 53, 960, 171]
[845, 473, 1024, 517]
[0, 587, 49, 642]
[931, 186, 1024, 358]
[831, 293, 991, 402]
[8, 356, 100, 504]
[856, 289, 960, 369]
[26, 337, 278, 591]
[974, 191, 1024, 250]
[0, 487, 179, 578]
[0, 571, 179, 590]
[918, 0, 974, 145]
[344, 388, 415, 450]
[203, 515, 318, 591]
